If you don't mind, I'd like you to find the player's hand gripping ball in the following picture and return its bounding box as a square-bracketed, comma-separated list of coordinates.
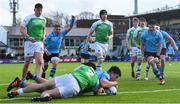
[105, 86, 117, 95]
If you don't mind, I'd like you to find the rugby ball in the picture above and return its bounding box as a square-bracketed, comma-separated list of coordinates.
[105, 86, 117, 95]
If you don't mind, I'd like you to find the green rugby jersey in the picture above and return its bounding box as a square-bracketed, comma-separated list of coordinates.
[71, 65, 99, 93]
[91, 20, 113, 44]
[127, 27, 137, 47]
[134, 27, 148, 45]
[21, 14, 46, 41]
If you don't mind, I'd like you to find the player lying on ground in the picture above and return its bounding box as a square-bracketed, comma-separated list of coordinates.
[6, 63, 121, 102]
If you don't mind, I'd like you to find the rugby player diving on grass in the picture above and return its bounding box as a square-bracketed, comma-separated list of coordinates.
[6, 63, 121, 102]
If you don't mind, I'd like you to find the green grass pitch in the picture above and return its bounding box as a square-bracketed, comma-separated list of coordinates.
[0, 62, 180, 103]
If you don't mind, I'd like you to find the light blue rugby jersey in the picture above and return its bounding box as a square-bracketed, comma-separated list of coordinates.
[44, 30, 67, 53]
[96, 69, 110, 80]
[160, 30, 171, 49]
[141, 30, 163, 53]
[80, 42, 91, 54]
[167, 45, 175, 55]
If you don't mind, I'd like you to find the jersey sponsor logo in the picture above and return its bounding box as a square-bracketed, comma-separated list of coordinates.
[85, 69, 94, 77]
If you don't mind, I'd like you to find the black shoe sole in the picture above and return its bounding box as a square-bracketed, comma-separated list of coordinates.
[7, 92, 14, 98]
[31, 96, 52, 102]
[7, 77, 19, 92]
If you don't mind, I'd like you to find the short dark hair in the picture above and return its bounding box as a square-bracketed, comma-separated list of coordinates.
[54, 23, 61, 28]
[108, 66, 121, 77]
[139, 17, 146, 22]
[35, 3, 43, 8]
[83, 62, 96, 70]
[83, 36, 88, 40]
[99, 9, 107, 16]
[148, 19, 157, 25]
[132, 17, 139, 22]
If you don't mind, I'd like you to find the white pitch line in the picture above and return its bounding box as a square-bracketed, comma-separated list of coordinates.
[1, 88, 180, 101]
[117, 88, 180, 94]
[0, 84, 8, 86]
[0, 97, 32, 101]
[168, 72, 180, 73]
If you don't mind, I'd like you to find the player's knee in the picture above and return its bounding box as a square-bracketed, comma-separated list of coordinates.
[95, 52, 104, 61]
[160, 55, 165, 62]
[148, 57, 160, 66]
[98, 59, 104, 64]
[36, 60, 43, 65]
[147, 57, 155, 65]
[51, 57, 59, 63]
[97, 56, 104, 63]
[24, 63, 29, 67]
[137, 56, 143, 62]
[155, 58, 161, 66]
[95, 52, 102, 57]
[131, 57, 136, 63]
[153, 57, 159, 63]
[24, 59, 31, 64]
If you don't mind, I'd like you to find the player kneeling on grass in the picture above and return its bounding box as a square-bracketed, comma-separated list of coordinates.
[6, 63, 121, 102]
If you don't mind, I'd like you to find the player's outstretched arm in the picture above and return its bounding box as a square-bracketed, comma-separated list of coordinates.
[66, 16, 75, 33]
[169, 37, 178, 51]
[100, 79, 117, 88]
